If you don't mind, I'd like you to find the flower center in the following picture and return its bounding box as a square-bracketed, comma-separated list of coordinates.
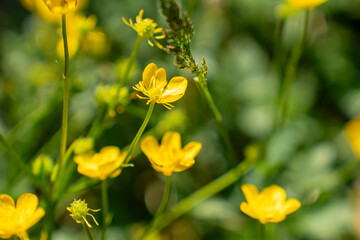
[135, 19, 156, 38]
[148, 88, 162, 102]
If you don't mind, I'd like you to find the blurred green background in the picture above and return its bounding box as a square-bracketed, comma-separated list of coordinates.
[1, 0, 360, 239]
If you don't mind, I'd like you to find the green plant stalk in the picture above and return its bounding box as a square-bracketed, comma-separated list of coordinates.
[195, 79, 238, 166]
[260, 223, 266, 240]
[155, 175, 173, 217]
[0, 132, 44, 191]
[274, 10, 309, 129]
[82, 221, 94, 240]
[59, 13, 70, 176]
[145, 158, 253, 238]
[123, 101, 155, 164]
[116, 36, 143, 96]
[101, 180, 109, 240]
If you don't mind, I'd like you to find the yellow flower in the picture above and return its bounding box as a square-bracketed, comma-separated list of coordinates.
[43, 0, 77, 14]
[0, 193, 45, 239]
[240, 184, 301, 224]
[141, 131, 202, 176]
[74, 146, 127, 180]
[67, 199, 100, 228]
[287, 0, 328, 9]
[133, 63, 188, 109]
[122, 9, 165, 48]
[345, 116, 360, 156]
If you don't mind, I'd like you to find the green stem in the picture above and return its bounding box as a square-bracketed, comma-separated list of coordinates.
[155, 175, 173, 217]
[123, 101, 155, 165]
[260, 223, 266, 240]
[59, 13, 70, 175]
[116, 36, 143, 95]
[274, 10, 309, 129]
[145, 158, 253, 238]
[82, 221, 94, 240]
[0, 132, 44, 190]
[101, 180, 109, 240]
[195, 80, 238, 166]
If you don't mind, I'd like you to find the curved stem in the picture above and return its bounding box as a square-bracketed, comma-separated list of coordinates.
[101, 180, 109, 240]
[155, 175, 173, 217]
[123, 101, 155, 164]
[59, 13, 70, 174]
[81, 222, 94, 240]
[274, 10, 310, 129]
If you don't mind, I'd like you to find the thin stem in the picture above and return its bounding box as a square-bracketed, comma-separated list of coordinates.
[260, 223, 266, 240]
[123, 101, 155, 165]
[145, 158, 254, 238]
[101, 180, 109, 240]
[81, 222, 94, 240]
[274, 10, 310, 129]
[195, 80, 238, 166]
[116, 36, 143, 96]
[155, 175, 173, 217]
[59, 13, 70, 174]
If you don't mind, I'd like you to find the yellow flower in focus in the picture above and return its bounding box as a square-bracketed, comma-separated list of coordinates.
[287, 0, 328, 9]
[43, 0, 77, 14]
[133, 63, 188, 109]
[67, 199, 100, 228]
[345, 116, 360, 156]
[123, 9, 165, 48]
[240, 184, 301, 224]
[141, 131, 202, 176]
[74, 146, 127, 180]
[0, 193, 45, 239]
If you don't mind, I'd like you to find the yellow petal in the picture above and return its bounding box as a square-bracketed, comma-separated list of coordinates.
[142, 63, 158, 89]
[16, 193, 38, 216]
[24, 207, 45, 230]
[240, 202, 259, 220]
[241, 184, 259, 203]
[174, 159, 194, 172]
[282, 198, 301, 215]
[154, 68, 167, 89]
[0, 194, 15, 208]
[74, 154, 92, 164]
[160, 76, 187, 103]
[161, 131, 182, 150]
[287, 0, 327, 8]
[97, 160, 122, 179]
[183, 142, 202, 161]
[141, 136, 161, 165]
[77, 164, 99, 179]
[264, 185, 287, 205]
[99, 146, 121, 161]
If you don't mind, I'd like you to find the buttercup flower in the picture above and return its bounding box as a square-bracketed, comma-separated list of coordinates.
[240, 184, 301, 224]
[74, 146, 127, 180]
[43, 0, 77, 14]
[133, 63, 188, 109]
[287, 0, 328, 9]
[123, 9, 165, 48]
[67, 199, 100, 228]
[345, 116, 360, 157]
[141, 131, 202, 176]
[0, 193, 45, 239]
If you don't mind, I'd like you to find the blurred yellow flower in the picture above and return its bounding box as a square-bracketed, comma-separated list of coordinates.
[43, 0, 78, 14]
[0, 193, 45, 239]
[133, 63, 188, 109]
[67, 199, 100, 228]
[240, 184, 301, 224]
[345, 116, 360, 156]
[141, 131, 202, 176]
[74, 146, 127, 180]
[123, 9, 165, 48]
[287, 0, 328, 9]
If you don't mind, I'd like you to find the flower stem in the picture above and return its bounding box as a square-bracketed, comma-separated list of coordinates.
[81, 221, 94, 240]
[195, 80, 238, 166]
[155, 175, 173, 217]
[123, 101, 155, 164]
[144, 158, 254, 238]
[59, 13, 70, 176]
[260, 223, 266, 240]
[274, 10, 309, 129]
[101, 179, 109, 240]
